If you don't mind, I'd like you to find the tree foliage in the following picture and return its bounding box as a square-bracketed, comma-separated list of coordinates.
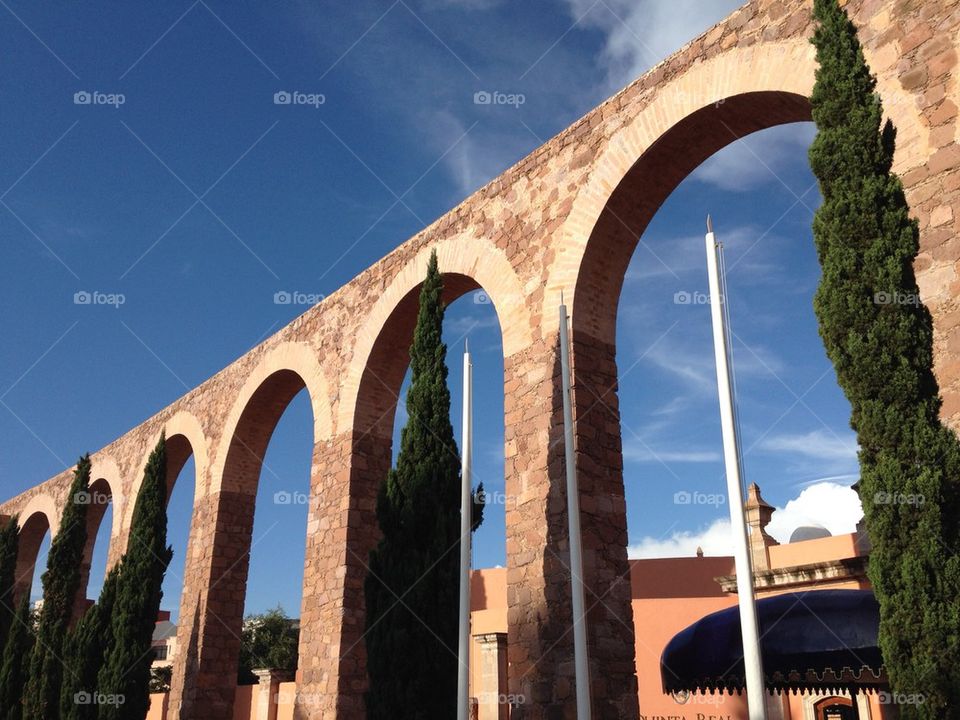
[59, 565, 121, 720]
[809, 1, 960, 715]
[0, 596, 35, 720]
[237, 606, 300, 684]
[96, 436, 172, 720]
[148, 665, 172, 695]
[24, 455, 92, 719]
[0, 516, 19, 657]
[364, 251, 484, 719]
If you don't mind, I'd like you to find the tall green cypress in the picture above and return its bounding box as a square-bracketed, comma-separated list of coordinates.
[0, 516, 19, 656]
[23, 455, 92, 719]
[364, 251, 483, 719]
[0, 596, 35, 720]
[96, 436, 172, 720]
[809, 1, 960, 716]
[59, 564, 121, 720]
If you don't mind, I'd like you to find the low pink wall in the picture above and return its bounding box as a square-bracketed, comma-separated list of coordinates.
[768, 532, 861, 568]
[277, 680, 297, 720]
[233, 684, 257, 720]
[146, 692, 168, 720]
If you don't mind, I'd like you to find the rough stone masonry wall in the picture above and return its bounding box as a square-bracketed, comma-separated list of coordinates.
[1, 0, 958, 718]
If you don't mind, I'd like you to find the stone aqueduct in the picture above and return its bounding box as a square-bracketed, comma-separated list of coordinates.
[1, 0, 957, 717]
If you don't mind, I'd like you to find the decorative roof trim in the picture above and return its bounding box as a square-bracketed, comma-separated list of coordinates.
[716, 556, 868, 592]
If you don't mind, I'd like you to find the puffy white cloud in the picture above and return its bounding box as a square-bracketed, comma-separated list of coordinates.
[764, 481, 862, 543]
[628, 481, 863, 558]
[628, 517, 733, 558]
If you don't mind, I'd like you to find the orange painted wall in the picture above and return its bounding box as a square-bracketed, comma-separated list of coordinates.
[146, 692, 168, 720]
[768, 532, 863, 568]
[277, 680, 297, 720]
[233, 685, 257, 720]
[629, 557, 747, 717]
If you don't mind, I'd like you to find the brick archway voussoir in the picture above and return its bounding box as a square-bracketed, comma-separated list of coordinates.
[124, 409, 211, 534]
[208, 340, 333, 495]
[17, 492, 60, 539]
[544, 39, 817, 338]
[88, 454, 124, 552]
[336, 237, 533, 434]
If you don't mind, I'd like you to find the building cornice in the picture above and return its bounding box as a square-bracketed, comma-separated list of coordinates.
[716, 555, 869, 593]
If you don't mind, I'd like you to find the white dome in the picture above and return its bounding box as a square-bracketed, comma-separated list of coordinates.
[789, 524, 832, 543]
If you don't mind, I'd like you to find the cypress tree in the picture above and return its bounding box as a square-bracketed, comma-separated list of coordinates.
[59, 564, 121, 720]
[809, 1, 960, 716]
[96, 435, 172, 720]
[0, 516, 19, 656]
[23, 454, 92, 719]
[364, 251, 483, 719]
[0, 596, 35, 720]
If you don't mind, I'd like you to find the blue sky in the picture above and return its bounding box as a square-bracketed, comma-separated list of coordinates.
[0, 0, 862, 620]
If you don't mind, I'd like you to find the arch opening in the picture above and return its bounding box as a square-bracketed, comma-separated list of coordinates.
[161, 433, 200, 624]
[79, 476, 115, 610]
[150, 427, 205, 707]
[573, 91, 812, 344]
[15, 509, 52, 607]
[208, 367, 317, 697]
[570, 92, 864, 714]
[353, 272, 483, 439]
[336, 267, 512, 709]
[386, 288, 508, 567]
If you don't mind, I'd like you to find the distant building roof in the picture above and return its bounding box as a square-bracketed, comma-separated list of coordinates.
[153, 619, 177, 642]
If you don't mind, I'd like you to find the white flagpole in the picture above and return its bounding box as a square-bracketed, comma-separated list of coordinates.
[559, 295, 592, 719]
[704, 216, 768, 720]
[457, 340, 473, 720]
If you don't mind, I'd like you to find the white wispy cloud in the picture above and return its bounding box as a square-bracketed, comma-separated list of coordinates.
[622, 441, 721, 464]
[428, 109, 522, 197]
[623, 233, 707, 282]
[628, 481, 863, 558]
[421, 0, 504, 8]
[639, 335, 786, 398]
[642, 339, 716, 394]
[562, 0, 743, 90]
[758, 428, 858, 462]
[445, 311, 501, 336]
[691, 122, 818, 192]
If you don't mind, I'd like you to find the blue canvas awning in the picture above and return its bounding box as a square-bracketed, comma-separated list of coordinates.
[661, 590, 886, 695]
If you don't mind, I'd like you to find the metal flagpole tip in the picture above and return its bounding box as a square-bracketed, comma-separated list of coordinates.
[464, 337, 469, 353]
[706, 214, 713, 233]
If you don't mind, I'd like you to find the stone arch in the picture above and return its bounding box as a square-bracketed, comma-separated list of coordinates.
[125, 409, 210, 530]
[299, 237, 525, 717]
[89, 455, 122, 540]
[13, 493, 59, 604]
[78, 455, 123, 606]
[545, 38, 929, 341]
[210, 340, 332, 494]
[127, 410, 213, 720]
[173, 343, 329, 718]
[338, 237, 532, 437]
[528, 40, 826, 719]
